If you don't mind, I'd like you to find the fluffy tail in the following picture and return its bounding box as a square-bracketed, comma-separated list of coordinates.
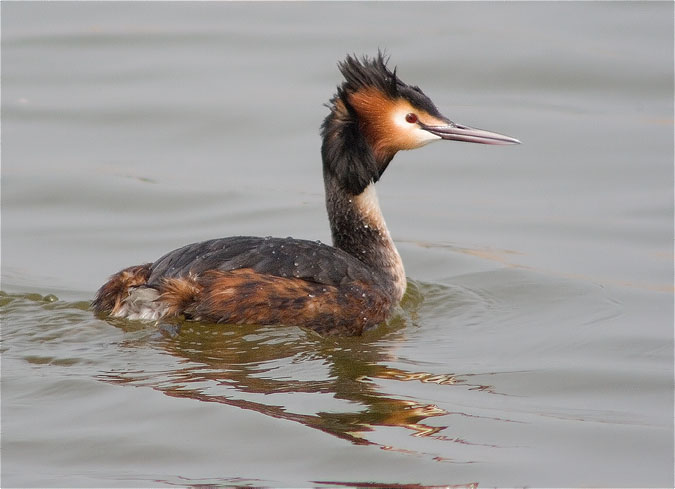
[92, 263, 152, 315]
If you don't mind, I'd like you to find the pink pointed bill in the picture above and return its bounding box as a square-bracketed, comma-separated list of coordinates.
[422, 122, 521, 145]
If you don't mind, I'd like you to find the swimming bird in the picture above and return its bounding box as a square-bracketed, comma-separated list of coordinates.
[93, 53, 519, 335]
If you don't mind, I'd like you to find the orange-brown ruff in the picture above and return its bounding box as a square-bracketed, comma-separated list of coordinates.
[93, 53, 519, 335]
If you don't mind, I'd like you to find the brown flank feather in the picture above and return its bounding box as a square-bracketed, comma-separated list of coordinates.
[158, 268, 392, 336]
[95, 266, 392, 335]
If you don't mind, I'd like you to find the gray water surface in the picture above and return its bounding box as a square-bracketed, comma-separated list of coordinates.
[2, 2, 673, 487]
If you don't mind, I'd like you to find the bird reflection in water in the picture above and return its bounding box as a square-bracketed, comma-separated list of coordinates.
[100, 288, 511, 459]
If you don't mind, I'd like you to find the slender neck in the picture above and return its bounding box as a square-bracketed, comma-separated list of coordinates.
[320, 93, 406, 300]
[324, 175, 406, 301]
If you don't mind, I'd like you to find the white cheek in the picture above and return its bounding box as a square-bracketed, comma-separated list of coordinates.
[392, 110, 412, 129]
[393, 110, 441, 147]
[414, 127, 442, 146]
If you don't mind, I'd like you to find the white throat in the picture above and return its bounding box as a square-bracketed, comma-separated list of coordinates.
[353, 183, 407, 301]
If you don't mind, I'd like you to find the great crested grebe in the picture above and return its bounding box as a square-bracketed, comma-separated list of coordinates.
[93, 53, 519, 335]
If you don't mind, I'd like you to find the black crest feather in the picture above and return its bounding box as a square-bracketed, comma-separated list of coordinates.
[320, 53, 398, 195]
[333, 52, 442, 117]
[337, 51, 400, 99]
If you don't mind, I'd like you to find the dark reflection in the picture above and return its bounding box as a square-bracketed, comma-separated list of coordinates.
[158, 480, 479, 489]
[99, 282, 507, 456]
[314, 483, 478, 489]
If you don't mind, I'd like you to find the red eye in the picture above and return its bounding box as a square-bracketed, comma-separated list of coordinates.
[405, 113, 418, 124]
